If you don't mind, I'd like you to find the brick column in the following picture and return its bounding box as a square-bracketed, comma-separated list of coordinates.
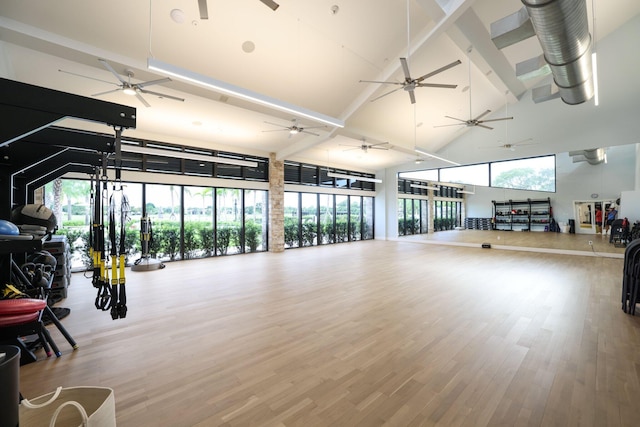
[268, 153, 285, 252]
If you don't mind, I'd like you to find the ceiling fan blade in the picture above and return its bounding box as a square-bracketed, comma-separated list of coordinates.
[300, 125, 327, 130]
[301, 130, 320, 136]
[477, 124, 494, 130]
[98, 59, 127, 85]
[263, 121, 288, 128]
[443, 115, 468, 123]
[135, 77, 172, 88]
[479, 116, 514, 123]
[138, 88, 185, 102]
[408, 90, 416, 104]
[198, 0, 208, 19]
[135, 92, 151, 108]
[514, 138, 535, 146]
[399, 58, 412, 81]
[472, 110, 492, 121]
[369, 146, 389, 150]
[58, 69, 120, 86]
[92, 89, 121, 97]
[342, 147, 361, 152]
[359, 79, 403, 86]
[416, 83, 457, 89]
[261, 129, 289, 133]
[260, 0, 280, 11]
[433, 123, 467, 128]
[415, 59, 462, 82]
[369, 86, 404, 102]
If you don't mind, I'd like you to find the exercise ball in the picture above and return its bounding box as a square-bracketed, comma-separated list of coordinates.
[10, 204, 57, 232]
[0, 219, 19, 236]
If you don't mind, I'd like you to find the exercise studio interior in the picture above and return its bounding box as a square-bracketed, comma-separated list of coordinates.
[1, 1, 640, 426]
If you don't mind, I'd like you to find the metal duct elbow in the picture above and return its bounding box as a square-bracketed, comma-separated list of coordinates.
[521, 0, 594, 104]
[569, 148, 605, 165]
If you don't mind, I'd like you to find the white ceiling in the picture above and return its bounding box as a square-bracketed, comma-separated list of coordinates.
[1, 0, 639, 173]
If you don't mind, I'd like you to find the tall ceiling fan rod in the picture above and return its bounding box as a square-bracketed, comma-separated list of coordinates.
[468, 47, 472, 119]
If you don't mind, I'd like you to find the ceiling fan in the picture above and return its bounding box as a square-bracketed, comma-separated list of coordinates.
[262, 119, 326, 137]
[198, 0, 278, 19]
[360, 58, 461, 104]
[340, 140, 390, 153]
[59, 59, 185, 107]
[435, 48, 512, 130]
[480, 138, 536, 151]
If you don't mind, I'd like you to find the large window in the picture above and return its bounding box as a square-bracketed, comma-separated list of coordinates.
[399, 154, 556, 193]
[284, 192, 300, 248]
[301, 193, 318, 246]
[216, 188, 242, 255]
[490, 155, 555, 192]
[350, 197, 362, 241]
[363, 197, 374, 239]
[184, 186, 214, 259]
[440, 164, 489, 186]
[335, 195, 349, 242]
[319, 194, 334, 244]
[146, 184, 182, 261]
[244, 190, 267, 253]
[285, 193, 374, 246]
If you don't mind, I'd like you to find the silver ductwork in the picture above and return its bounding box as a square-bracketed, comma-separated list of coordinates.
[491, 0, 594, 105]
[522, 0, 593, 105]
[569, 148, 605, 165]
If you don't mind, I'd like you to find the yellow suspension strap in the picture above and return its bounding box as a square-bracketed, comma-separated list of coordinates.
[117, 188, 129, 319]
[112, 127, 128, 319]
[91, 167, 107, 310]
[94, 161, 111, 311]
[109, 185, 119, 320]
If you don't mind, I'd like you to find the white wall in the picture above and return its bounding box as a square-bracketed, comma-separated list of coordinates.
[464, 144, 636, 225]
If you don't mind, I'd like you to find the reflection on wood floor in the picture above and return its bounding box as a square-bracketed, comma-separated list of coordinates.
[398, 229, 626, 258]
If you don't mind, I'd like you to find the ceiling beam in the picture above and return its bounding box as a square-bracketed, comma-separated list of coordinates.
[275, 0, 476, 162]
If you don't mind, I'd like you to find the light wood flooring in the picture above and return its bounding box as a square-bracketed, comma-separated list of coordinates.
[19, 234, 640, 426]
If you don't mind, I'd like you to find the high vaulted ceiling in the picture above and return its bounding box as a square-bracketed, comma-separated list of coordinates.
[1, 0, 639, 173]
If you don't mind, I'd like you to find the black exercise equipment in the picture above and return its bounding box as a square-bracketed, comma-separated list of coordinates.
[88, 128, 130, 319]
[621, 239, 640, 315]
[131, 217, 165, 271]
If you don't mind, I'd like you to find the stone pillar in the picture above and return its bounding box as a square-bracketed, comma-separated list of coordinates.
[268, 153, 285, 252]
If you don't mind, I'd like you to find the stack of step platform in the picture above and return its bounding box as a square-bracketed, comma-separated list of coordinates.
[464, 218, 492, 230]
[43, 235, 71, 300]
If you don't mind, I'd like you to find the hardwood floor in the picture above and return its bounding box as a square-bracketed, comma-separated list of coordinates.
[19, 236, 640, 426]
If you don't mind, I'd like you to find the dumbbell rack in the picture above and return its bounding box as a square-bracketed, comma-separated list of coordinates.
[0, 237, 77, 352]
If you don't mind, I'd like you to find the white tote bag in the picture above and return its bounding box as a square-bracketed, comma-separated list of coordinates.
[19, 386, 116, 427]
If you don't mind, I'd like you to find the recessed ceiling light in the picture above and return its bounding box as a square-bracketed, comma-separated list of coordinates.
[192, 121, 202, 126]
[242, 41, 256, 53]
[170, 9, 185, 24]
